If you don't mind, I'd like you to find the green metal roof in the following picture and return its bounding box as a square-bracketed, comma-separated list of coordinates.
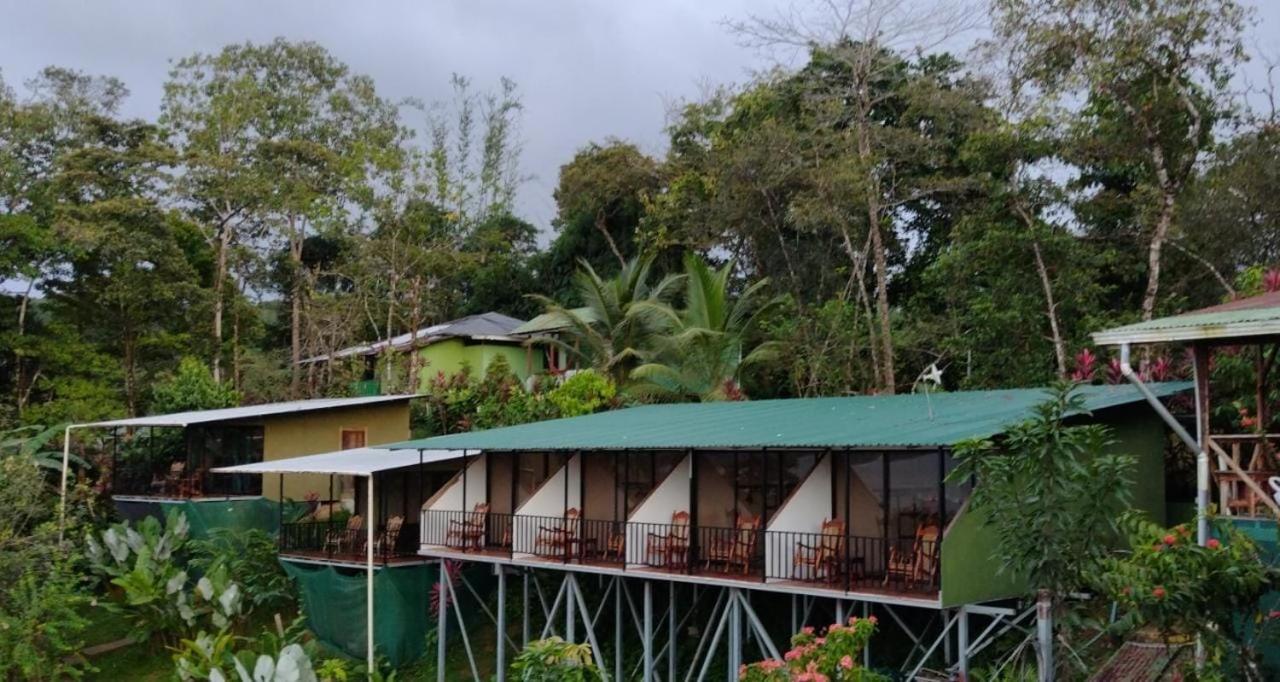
[388, 383, 1189, 452]
[1093, 292, 1280, 345]
[511, 307, 598, 335]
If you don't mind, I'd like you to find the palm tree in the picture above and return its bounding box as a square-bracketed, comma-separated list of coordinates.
[630, 253, 782, 401]
[531, 255, 683, 386]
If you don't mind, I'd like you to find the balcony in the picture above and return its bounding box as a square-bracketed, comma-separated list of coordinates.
[111, 460, 261, 499]
[1209, 433, 1280, 517]
[419, 510, 940, 599]
[280, 519, 424, 566]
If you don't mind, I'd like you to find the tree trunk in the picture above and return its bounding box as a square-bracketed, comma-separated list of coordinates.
[858, 120, 895, 394]
[594, 209, 627, 268]
[1032, 240, 1067, 378]
[14, 277, 34, 418]
[212, 227, 230, 383]
[1141, 186, 1177, 322]
[406, 276, 424, 392]
[289, 213, 304, 397]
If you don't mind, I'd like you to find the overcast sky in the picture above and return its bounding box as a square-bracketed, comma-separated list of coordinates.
[3, 1, 1278, 235]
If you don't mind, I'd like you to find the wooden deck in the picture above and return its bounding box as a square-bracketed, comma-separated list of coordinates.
[417, 544, 941, 608]
[279, 549, 431, 569]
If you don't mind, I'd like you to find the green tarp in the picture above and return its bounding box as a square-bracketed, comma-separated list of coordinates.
[281, 561, 434, 667]
[113, 497, 304, 539]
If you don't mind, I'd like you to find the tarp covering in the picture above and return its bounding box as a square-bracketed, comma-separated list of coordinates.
[111, 497, 306, 538]
[281, 561, 433, 666]
[1224, 518, 1280, 678]
[211, 447, 470, 476]
[388, 383, 1190, 452]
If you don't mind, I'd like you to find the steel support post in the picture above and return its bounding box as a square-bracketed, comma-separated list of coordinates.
[728, 590, 742, 680]
[835, 599, 844, 625]
[1037, 591, 1054, 682]
[496, 568, 507, 682]
[567, 576, 577, 643]
[791, 595, 798, 634]
[644, 581, 654, 682]
[436, 559, 447, 682]
[568, 574, 610, 679]
[944, 608, 952, 665]
[957, 606, 970, 679]
[522, 571, 530, 648]
[668, 582, 677, 682]
[615, 577, 623, 682]
[862, 602, 871, 668]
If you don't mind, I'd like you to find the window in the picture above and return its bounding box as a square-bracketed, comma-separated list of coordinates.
[341, 429, 366, 450]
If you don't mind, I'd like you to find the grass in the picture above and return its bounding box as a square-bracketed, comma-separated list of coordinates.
[77, 603, 173, 681]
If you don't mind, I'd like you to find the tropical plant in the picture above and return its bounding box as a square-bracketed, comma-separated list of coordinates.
[149, 356, 240, 414]
[84, 511, 246, 644]
[531, 255, 682, 385]
[546, 369, 617, 417]
[190, 529, 296, 614]
[631, 253, 782, 401]
[0, 558, 92, 681]
[0, 422, 77, 471]
[175, 616, 317, 682]
[510, 637, 602, 682]
[1095, 514, 1277, 679]
[739, 616, 886, 682]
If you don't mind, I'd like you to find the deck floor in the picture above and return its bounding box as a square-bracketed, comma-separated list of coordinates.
[279, 549, 430, 568]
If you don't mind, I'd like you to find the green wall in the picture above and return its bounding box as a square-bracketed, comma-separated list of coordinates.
[414, 338, 542, 390]
[940, 407, 1168, 607]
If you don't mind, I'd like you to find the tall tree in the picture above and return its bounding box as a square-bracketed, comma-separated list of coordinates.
[167, 39, 405, 396]
[990, 0, 1249, 321]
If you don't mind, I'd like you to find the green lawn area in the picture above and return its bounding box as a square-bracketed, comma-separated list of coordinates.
[78, 603, 173, 681]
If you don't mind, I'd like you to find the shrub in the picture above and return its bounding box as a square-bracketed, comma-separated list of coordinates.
[190, 529, 296, 615]
[510, 636, 602, 681]
[174, 616, 318, 682]
[547, 370, 616, 417]
[0, 559, 92, 680]
[740, 616, 886, 682]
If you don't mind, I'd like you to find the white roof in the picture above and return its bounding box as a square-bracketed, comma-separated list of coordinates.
[79, 395, 418, 429]
[211, 447, 474, 476]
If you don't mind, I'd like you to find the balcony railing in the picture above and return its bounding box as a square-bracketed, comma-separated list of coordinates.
[112, 460, 261, 498]
[419, 510, 941, 597]
[280, 520, 420, 564]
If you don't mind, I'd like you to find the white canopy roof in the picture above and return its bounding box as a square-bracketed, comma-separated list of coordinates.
[210, 447, 473, 476]
[77, 395, 419, 429]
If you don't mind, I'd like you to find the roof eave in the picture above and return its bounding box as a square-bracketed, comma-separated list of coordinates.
[1092, 322, 1280, 346]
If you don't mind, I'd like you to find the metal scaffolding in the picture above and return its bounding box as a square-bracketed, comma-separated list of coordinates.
[430, 560, 1018, 681]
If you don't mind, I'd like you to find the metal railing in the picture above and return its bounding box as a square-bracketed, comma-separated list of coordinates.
[417, 510, 941, 596]
[280, 520, 418, 563]
[112, 460, 259, 498]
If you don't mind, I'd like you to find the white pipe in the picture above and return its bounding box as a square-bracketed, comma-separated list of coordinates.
[1118, 343, 1211, 544]
[58, 424, 77, 542]
[366, 474, 375, 673]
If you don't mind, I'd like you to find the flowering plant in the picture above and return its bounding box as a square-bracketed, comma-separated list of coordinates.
[739, 616, 887, 682]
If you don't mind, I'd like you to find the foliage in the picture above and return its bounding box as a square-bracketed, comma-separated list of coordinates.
[84, 511, 246, 644]
[1095, 514, 1277, 677]
[510, 636, 602, 682]
[174, 616, 318, 682]
[189, 529, 296, 615]
[0, 559, 92, 681]
[546, 369, 617, 418]
[630, 252, 782, 401]
[149, 356, 240, 414]
[739, 616, 886, 682]
[0, 421, 78, 471]
[948, 382, 1134, 599]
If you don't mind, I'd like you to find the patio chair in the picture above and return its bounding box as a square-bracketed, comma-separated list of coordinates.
[602, 523, 625, 562]
[703, 514, 760, 575]
[885, 522, 940, 590]
[446, 503, 489, 550]
[374, 515, 405, 557]
[535, 508, 581, 559]
[177, 467, 204, 498]
[151, 461, 186, 495]
[645, 510, 690, 569]
[323, 514, 363, 555]
[792, 518, 845, 582]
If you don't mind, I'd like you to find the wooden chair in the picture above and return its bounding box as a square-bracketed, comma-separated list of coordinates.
[151, 461, 186, 495]
[535, 508, 581, 559]
[602, 526, 625, 562]
[792, 518, 845, 582]
[324, 514, 363, 554]
[178, 467, 204, 498]
[447, 503, 489, 550]
[886, 522, 941, 590]
[374, 515, 405, 557]
[703, 514, 760, 575]
[645, 511, 691, 569]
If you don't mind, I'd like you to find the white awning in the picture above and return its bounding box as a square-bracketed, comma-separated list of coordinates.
[77, 395, 419, 429]
[210, 447, 474, 476]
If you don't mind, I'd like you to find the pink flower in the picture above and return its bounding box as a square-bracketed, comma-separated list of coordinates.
[1207, 538, 1221, 550]
[801, 626, 815, 635]
[1163, 534, 1177, 546]
[759, 659, 784, 671]
[1153, 586, 1166, 599]
[867, 615, 877, 625]
[739, 664, 748, 679]
[1268, 610, 1280, 620]
[784, 648, 802, 661]
[840, 655, 854, 670]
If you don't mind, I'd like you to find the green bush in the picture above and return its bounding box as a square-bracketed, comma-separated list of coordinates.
[0, 560, 92, 681]
[510, 637, 602, 681]
[190, 529, 296, 615]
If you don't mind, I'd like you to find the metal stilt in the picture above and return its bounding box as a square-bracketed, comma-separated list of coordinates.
[644, 581, 654, 681]
[567, 574, 577, 643]
[522, 570, 530, 648]
[736, 590, 781, 660]
[615, 577, 623, 682]
[695, 590, 733, 682]
[836, 599, 844, 625]
[728, 590, 742, 679]
[684, 589, 727, 682]
[437, 560, 447, 682]
[957, 606, 970, 679]
[444, 565, 481, 681]
[668, 582, 677, 682]
[496, 568, 507, 682]
[791, 595, 798, 634]
[944, 608, 953, 665]
[862, 602, 871, 668]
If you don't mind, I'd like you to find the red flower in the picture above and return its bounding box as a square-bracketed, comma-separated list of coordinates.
[1163, 534, 1176, 546]
[1207, 538, 1221, 549]
[1153, 586, 1167, 599]
[840, 655, 854, 670]
[1268, 610, 1280, 620]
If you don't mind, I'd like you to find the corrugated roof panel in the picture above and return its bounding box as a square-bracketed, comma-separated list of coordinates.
[210, 448, 467, 476]
[80, 394, 418, 429]
[1093, 292, 1280, 345]
[387, 383, 1188, 452]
